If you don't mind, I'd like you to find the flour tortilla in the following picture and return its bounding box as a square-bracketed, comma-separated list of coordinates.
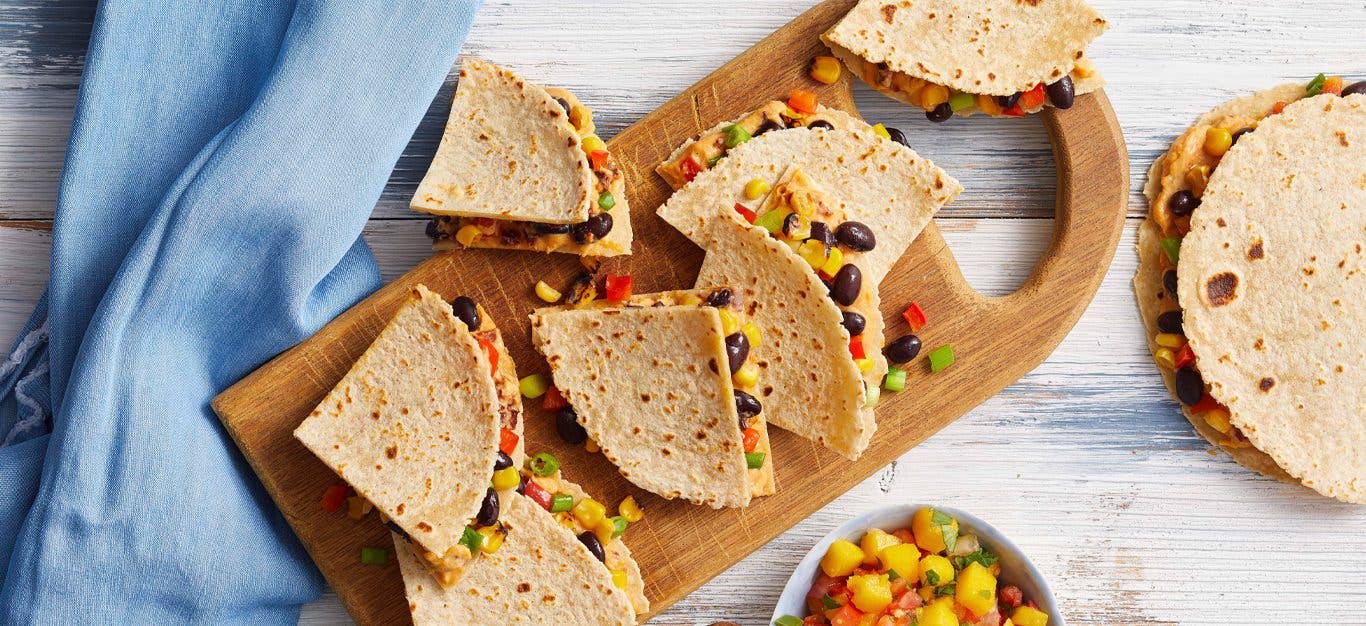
[530, 291, 767, 508]
[395, 492, 638, 626]
[294, 285, 500, 568]
[411, 59, 593, 224]
[1176, 93, 1365, 503]
[657, 126, 961, 285]
[821, 0, 1107, 97]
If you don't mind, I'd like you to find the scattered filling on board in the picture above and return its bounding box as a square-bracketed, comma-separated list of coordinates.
[1148, 74, 1363, 448]
[775, 508, 1047, 626]
[853, 55, 1096, 122]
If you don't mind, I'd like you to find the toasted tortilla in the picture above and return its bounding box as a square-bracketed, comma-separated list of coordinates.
[1177, 94, 1365, 503]
[821, 0, 1107, 98]
[294, 285, 500, 576]
[657, 126, 960, 285]
[530, 288, 773, 507]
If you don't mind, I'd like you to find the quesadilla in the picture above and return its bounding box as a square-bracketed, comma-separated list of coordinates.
[1134, 75, 1366, 503]
[530, 287, 775, 508]
[294, 285, 525, 587]
[413, 59, 631, 256]
[395, 468, 648, 625]
[821, 0, 1107, 121]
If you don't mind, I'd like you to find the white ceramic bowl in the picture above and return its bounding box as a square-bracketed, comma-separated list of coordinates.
[769, 504, 1063, 625]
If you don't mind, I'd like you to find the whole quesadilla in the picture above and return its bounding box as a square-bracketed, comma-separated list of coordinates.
[294, 285, 525, 587]
[821, 0, 1107, 121]
[1134, 75, 1366, 503]
[413, 59, 631, 256]
[530, 287, 775, 508]
[395, 468, 648, 625]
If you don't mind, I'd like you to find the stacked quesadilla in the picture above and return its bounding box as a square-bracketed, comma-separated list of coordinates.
[658, 125, 960, 459]
[531, 287, 775, 508]
[412, 59, 631, 256]
[822, 0, 1107, 121]
[1135, 76, 1365, 503]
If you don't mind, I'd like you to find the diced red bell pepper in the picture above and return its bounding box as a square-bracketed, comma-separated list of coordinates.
[542, 386, 569, 411]
[478, 336, 498, 374]
[788, 89, 819, 114]
[999, 585, 1024, 608]
[742, 428, 760, 453]
[320, 483, 348, 512]
[1020, 84, 1046, 110]
[498, 428, 519, 456]
[828, 604, 865, 626]
[1324, 76, 1345, 96]
[1002, 103, 1025, 117]
[681, 155, 702, 182]
[604, 274, 632, 302]
[734, 202, 757, 224]
[523, 478, 553, 511]
[849, 335, 865, 359]
[1174, 343, 1195, 369]
[1272, 101, 1288, 114]
[589, 150, 610, 170]
[902, 302, 927, 332]
[1190, 393, 1221, 415]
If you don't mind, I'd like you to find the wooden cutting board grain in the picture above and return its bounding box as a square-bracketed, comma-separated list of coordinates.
[210, 1, 1127, 623]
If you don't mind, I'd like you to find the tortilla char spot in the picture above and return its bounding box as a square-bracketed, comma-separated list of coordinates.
[1248, 240, 1264, 260]
[661, 448, 671, 457]
[370, 410, 380, 420]
[1253, 338, 1264, 350]
[1204, 272, 1239, 306]
[517, 582, 531, 593]
[632, 426, 641, 435]
[385, 445, 397, 459]
[695, 431, 707, 440]
[1216, 218, 1227, 227]
[640, 393, 651, 402]
[708, 358, 718, 373]
[1259, 377, 1275, 391]
[880, 3, 896, 22]
[398, 503, 408, 516]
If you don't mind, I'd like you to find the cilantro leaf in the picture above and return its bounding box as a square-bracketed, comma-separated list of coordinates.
[940, 522, 958, 553]
[952, 549, 999, 571]
[936, 582, 956, 597]
[887, 569, 901, 581]
[821, 594, 840, 610]
[930, 509, 954, 526]
[925, 569, 940, 585]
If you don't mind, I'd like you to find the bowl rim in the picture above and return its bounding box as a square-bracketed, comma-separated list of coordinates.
[767, 503, 1063, 625]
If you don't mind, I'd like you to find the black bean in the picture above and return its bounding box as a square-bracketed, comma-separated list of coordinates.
[451, 296, 480, 330]
[425, 219, 441, 239]
[808, 221, 836, 246]
[586, 212, 613, 239]
[885, 127, 910, 148]
[841, 311, 866, 336]
[835, 221, 876, 252]
[1163, 270, 1180, 305]
[925, 102, 954, 123]
[997, 92, 1023, 110]
[807, 120, 834, 130]
[755, 119, 785, 136]
[1230, 127, 1253, 145]
[1342, 81, 1366, 97]
[1045, 76, 1075, 110]
[386, 520, 411, 542]
[532, 222, 573, 235]
[1175, 367, 1204, 406]
[884, 335, 922, 364]
[494, 450, 513, 471]
[515, 473, 527, 495]
[1156, 310, 1184, 335]
[475, 487, 499, 527]
[570, 222, 592, 244]
[555, 407, 587, 445]
[724, 333, 750, 375]
[734, 390, 762, 424]
[1167, 190, 1199, 217]
[704, 288, 733, 308]
[782, 212, 802, 238]
[829, 264, 862, 306]
[555, 97, 571, 114]
[578, 531, 606, 562]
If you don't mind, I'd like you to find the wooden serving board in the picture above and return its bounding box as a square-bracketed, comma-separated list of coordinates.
[211, 1, 1128, 622]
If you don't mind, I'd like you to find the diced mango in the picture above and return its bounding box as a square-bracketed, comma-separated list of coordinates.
[820, 539, 865, 577]
[955, 561, 997, 616]
[847, 573, 893, 613]
[918, 554, 955, 587]
[859, 528, 901, 565]
[918, 598, 959, 626]
[911, 508, 958, 553]
[877, 543, 920, 580]
[1012, 606, 1049, 626]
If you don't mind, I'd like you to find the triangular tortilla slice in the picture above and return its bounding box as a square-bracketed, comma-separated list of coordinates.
[530, 288, 775, 508]
[412, 59, 631, 256]
[822, 0, 1107, 117]
[294, 285, 513, 587]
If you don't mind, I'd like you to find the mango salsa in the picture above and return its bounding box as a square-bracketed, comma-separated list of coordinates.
[819, 539, 865, 577]
[955, 561, 997, 615]
[911, 507, 959, 553]
[1013, 605, 1049, 626]
[859, 528, 901, 565]
[917, 598, 958, 626]
[847, 573, 893, 613]
[876, 543, 919, 580]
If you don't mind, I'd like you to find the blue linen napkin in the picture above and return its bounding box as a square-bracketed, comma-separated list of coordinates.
[0, 0, 481, 621]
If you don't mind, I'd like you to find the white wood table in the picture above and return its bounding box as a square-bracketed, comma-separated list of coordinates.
[3, 1, 1364, 624]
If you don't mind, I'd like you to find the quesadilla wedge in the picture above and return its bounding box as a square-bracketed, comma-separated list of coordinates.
[821, 0, 1107, 120]
[294, 285, 524, 587]
[394, 468, 648, 625]
[1135, 75, 1366, 503]
[530, 287, 775, 508]
[413, 59, 631, 256]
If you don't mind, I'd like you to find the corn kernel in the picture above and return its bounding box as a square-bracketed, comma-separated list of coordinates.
[1154, 333, 1186, 348]
[571, 498, 607, 529]
[1203, 127, 1232, 157]
[1154, 347, 1176, 371]
[855, 358, 874, 374]
[568, 105, 591, 131]
[797, 239, 829, 269]
[741, 322, 762, 348]
[585, 438, 600, 453]
[872, 123, 892, 140]
[734, 362, 760, 388]
[820, 246, 845, 275]
[582, 135, 607, 154]
[535, 280, 562, 303]
[679, 293, 703, 306]
[1185, 165, 1210, 198]
[1204, 406, 1233, 433]
[618, 496, 644, 522]
[455, 224, 481, 247]
[593, 518, 616, 543]
[744, 178, 771, 200]
[810, 55, 842, 84]
[611, 569, 629, 589]
[491, 466, 520, 491]
[1072, 56, 1096, 79]
[477, 525, 505, 554]
[718, 309, 740, 335]
[920, 84, 950, 111]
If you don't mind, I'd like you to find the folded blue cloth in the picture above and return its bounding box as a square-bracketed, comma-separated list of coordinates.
[0, 0, 481, 621]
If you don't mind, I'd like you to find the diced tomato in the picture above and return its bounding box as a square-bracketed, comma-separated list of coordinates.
[803, 616, 826, 626]
[1020, 84, 1046, 110]
[498, 428, 519, 456]
[320, 483, 349, 512]
[1174, 343, 1195, 369]
[889, 576, 909, 596]
[999, 584, 1023, 608]
[788, 89, 819, 114]
[742, 428, 761, 453]
[1189, 393, 1221, 415]
[809, 572, 841, 601]
[734, 202, 757, 224]
[849, 335, 865, 359]
[604, 274, 632, 302]
[827, 579, 849, 600]
[589, 150, 610, 169]
[523, 479, 553, 510]
[891, 528, 915, 544]
[894, 589, 922, 610]
[681, 155, 702, 182]
[477, 336, 498, 373]
[902, 302, 927, 332]
[1324, 76, 1345, 96]
[828, 604, 864, 626]
[875, 617, 898, 626]
[1272, 101, 1288, 114]
[542, 386, 569, 411]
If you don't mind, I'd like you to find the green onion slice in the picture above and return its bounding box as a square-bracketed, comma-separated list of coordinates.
[610, 516, 629, 538]
[1306, 73, 1327, 97]
[549, 493, 575, 513]
[1160, 236, 1182, 264]
[883, 367, 907, 392]
[723, 124, 752, 149]
[928, 345, 955, 373]
[529, 452, 559, 476]
[359, 547, 388, 565]
[598, 191, 616, 211]
[745, 451, 766, 469]
[774, 616, 804, 626]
